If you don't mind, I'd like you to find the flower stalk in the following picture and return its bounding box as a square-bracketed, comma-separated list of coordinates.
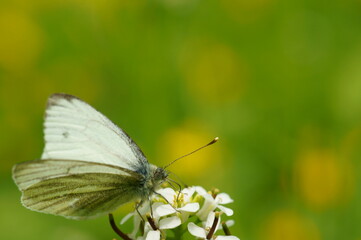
[222, 221, 231, 236]
[206, 212, 220, 239]
[147, 214, 158, 231]
[109, 214, 132, 240]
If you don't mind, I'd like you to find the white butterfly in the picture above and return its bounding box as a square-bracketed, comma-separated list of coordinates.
[12, 93, 168, 220]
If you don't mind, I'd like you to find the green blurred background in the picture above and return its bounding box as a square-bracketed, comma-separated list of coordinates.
[1, 0, 361, 239]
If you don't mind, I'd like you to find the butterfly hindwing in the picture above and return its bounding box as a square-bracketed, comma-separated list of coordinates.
[13, 159, 145, 219]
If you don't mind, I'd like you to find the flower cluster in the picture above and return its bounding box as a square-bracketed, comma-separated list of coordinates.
[118, 186, 239, 240]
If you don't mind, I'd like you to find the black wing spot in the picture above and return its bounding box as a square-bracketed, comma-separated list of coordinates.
[63, 131, 69, 138]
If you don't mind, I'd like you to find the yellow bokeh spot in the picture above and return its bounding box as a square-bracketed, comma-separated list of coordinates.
[180, 41, 247, 105]
[294, 149, 353, 210]
[260, 210, 320, 240]
[0, 10, 43, 71]
[157, 120, 221, 180]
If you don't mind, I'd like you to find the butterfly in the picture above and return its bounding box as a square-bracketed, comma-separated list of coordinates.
[12, 93, 169, 220]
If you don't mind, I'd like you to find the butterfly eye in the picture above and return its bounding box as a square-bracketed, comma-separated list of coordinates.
[154, 167, 168, 182]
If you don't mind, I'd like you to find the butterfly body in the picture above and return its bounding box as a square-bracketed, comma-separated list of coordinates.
[12, 93, 168, 220]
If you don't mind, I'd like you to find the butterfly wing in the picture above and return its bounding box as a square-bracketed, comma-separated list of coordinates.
[42, 93, 149, 175]
[13, 159, 145, 219]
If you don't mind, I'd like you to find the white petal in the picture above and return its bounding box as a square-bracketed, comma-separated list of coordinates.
[205, 211, 221, 231]
[143, 222, 153, 233]
[152, 202, 167, 219]
[216, 236, 240, 240]
[181, 187, 196, 201]
[159, 216, 181, 229]
[130, 214, 142, 238]
[155, 204, 176, 217]
[137, 202, 151, 216]
[205, 211, 216, 228]
[156, 188, 176, 203]
[179, 211, 190, 223]
[120, 213, 134, 225]
[145, 230, 160, 240]
[215, 193, 233, 204]
[156, 187, 176, 196]
[178, 202, 199, 212]
[196, 194, 217, 221]
[187, 222, 207, 238]
[225, 220, 235, 227]
[195, 186, 208, 195]
[217, 205, 234, 216]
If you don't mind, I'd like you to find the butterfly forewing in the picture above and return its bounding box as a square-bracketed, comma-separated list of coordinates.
[13, 159, 138, 191]
[42, 93, 149, 174]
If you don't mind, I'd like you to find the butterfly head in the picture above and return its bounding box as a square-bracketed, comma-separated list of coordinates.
[152, 166, 168, 186]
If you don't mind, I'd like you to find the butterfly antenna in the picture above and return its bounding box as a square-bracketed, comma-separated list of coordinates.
[163, 137, 219, 169]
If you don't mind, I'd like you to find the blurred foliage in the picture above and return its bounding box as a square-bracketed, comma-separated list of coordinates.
[1, 0, 361, 239]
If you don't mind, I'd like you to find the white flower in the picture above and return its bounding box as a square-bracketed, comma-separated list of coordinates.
[118, 186, 238, 240]
[155, 187, 200, 222]
[121, 202, 182, 239]
[195, 186, 234, 221]
[137, 216, 181, 240]
[121, 202, 168, 238]
[187, 212, 239, 240]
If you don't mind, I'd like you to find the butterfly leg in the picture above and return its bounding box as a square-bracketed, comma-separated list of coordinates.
[148, 197, 154, 218]
[135, 201, 145, 222]
[166, 178, 183, 202]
